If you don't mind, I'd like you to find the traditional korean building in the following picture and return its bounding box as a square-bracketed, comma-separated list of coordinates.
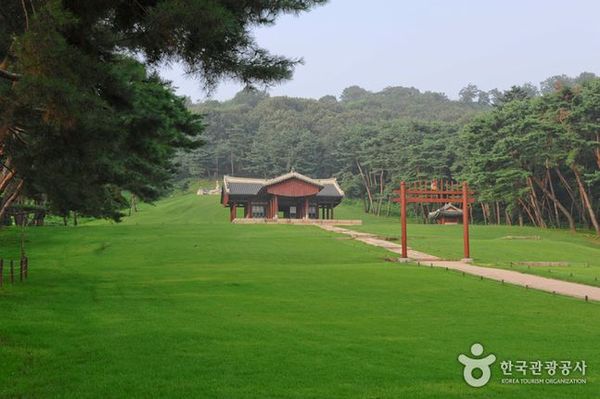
[221, 171, 344, 221]
[427, 203, 463, 224]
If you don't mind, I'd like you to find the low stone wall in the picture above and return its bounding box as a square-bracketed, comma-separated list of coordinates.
[232, 218, 362, 226]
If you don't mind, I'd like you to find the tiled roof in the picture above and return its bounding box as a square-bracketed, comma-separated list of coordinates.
[223, 173, 344, 197]
[264, 171, 323, 188]
[428, 203, 463, 219]
[227, 182, 263, 195]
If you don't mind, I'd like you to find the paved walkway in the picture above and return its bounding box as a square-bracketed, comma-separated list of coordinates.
[319, 225, 600, 302]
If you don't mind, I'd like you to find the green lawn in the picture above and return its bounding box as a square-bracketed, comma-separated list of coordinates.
[0, 193, 598, 398]
[336, 202, 600, 287]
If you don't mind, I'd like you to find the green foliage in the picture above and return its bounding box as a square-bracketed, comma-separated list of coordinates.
[184, 85, 483, 184]
[6, 58, 202, 220]
[460, 80, 600, 231]
[183, 74, 599, 232]
[1, 0, 324, 220]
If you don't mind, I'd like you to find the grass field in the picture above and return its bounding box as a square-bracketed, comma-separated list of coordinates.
[0, 192, 598, 398]
[336, 202, 600, 287]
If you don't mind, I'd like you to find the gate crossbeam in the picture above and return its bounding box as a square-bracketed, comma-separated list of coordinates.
[392, 180, 474, 259]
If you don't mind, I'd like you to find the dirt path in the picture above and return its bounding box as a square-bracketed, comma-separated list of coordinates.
[319, 225, 600, 302]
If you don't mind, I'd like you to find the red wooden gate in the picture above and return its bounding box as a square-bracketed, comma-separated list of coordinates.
[393, 180, 474, 259]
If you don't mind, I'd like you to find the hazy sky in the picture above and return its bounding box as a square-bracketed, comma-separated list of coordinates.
[159, 0, 600, 102]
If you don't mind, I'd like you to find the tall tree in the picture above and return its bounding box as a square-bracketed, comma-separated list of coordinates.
[0, 0, 325, 219]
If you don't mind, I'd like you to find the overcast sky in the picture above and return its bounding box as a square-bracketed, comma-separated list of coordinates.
[159, 0, 600, 102]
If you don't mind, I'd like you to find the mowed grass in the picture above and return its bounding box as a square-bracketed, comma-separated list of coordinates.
[336, 202, 600, 287]
[0, 194, 598, 398]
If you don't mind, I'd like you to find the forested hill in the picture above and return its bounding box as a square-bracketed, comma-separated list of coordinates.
[179, 74, 599, 233]
[180, 85, 487, 184]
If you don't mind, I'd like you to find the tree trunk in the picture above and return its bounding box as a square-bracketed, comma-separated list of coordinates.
[595, 132, 600, 169]
[518, 198, 538, 227]
[546, 168, 560, 227]
[527, 176, 547, 228]
[572, 165, 599, 234]
[505, 209, 512, 225]
[480, 202, 488, 225]
[376, 170, 384, 216]
[518, 210, 524, 227]
[555, 167, 582, 223]
[495, 201, 501, 225]
[532, 176, 576, 231]
[356, 161, 374, 214]
[0, 180, 23, 221]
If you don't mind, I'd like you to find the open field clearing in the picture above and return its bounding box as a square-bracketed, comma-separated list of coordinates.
[0, 194, 598, 398]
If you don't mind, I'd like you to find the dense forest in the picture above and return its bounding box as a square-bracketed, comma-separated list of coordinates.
[180, 72, 599, 233]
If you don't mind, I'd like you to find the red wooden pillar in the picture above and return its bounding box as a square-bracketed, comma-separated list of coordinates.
[247, 201, 253, 218]
[462, 181, 470, 259]
[303, 197, 309, 219]
[400, 181, 408, 258]
[230, 202, 237, 222]
[273, 195, 278, 218]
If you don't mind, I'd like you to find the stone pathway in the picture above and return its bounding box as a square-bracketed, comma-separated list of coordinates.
[318, 225, 600, 302]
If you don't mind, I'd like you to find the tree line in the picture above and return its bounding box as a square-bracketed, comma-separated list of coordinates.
[182, 75, 599, 234]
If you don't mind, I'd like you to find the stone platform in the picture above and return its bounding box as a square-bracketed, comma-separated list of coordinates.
[232, 218, 362, 226]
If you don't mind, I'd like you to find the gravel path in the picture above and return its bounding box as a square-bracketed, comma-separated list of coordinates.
[319, 225, 600, 302]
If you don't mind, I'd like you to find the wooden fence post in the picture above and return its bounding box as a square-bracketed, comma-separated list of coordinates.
[462, 181, 471, 259]
[400, 181, 408, 258]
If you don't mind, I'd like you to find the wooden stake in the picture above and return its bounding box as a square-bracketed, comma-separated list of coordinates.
[462, 182, 470, 259]
[400, 181, 408, 258]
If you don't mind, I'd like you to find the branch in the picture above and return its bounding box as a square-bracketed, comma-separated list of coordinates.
[0, 68, 21, 81]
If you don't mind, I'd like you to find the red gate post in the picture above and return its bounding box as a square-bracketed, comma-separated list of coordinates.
[247, 201, 253, 218]
[462, 181, 471, 260]
[304, 197, 309, 220]
[400, 181, 408, 258]
[230, 202, 237, 222]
